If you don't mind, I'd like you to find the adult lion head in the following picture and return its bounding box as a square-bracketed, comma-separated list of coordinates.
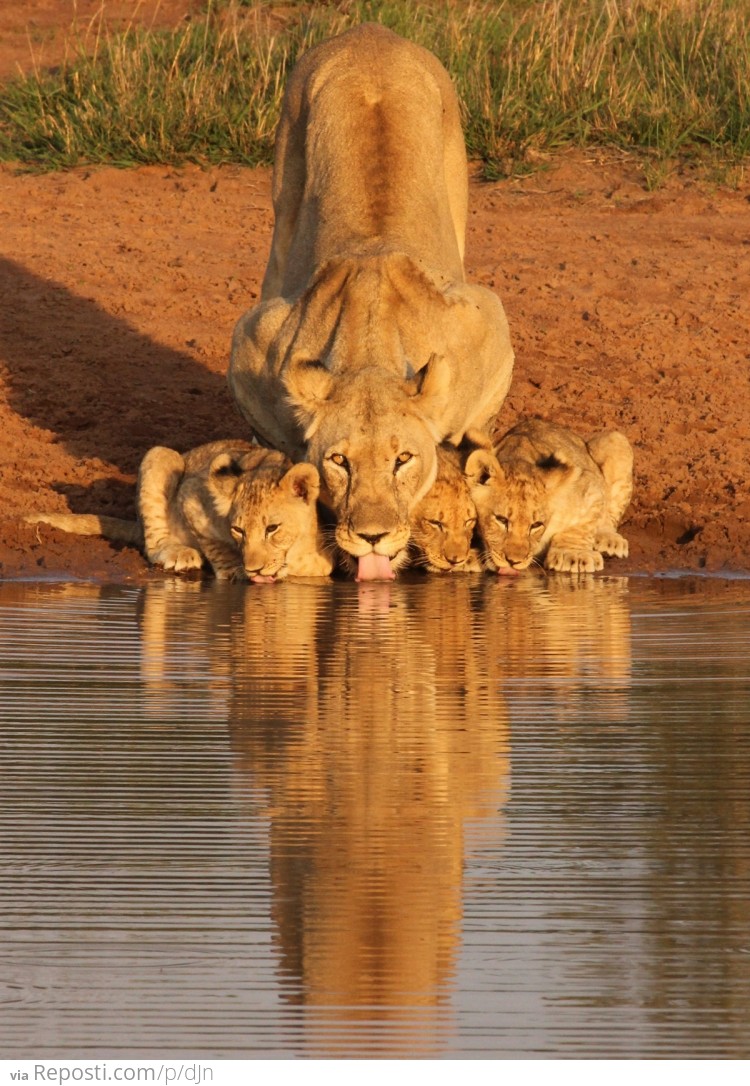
[285, 356, 451, 580]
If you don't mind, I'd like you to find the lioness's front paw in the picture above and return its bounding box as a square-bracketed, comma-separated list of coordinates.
[152, 544, 203, 572]
[594, 530, 629, 558]
[546, 547, 603, 574]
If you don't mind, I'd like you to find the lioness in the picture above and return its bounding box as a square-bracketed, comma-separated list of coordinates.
[466, 419, 633, 574]
[229, 24, 514, 581]
[27, 441, 333, 582]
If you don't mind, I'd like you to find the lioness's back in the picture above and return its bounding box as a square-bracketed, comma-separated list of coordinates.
[271, 23, 468, 292]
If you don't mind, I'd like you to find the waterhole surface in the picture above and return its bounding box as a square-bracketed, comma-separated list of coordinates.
[1, 574, 749, 1058]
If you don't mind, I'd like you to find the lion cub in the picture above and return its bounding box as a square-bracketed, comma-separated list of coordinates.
[27, 440, 333, 582]
[465, 419, 633, 574]
[409, 444, 483, 573]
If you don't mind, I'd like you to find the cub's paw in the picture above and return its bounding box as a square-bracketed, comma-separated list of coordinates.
[288, 553, 334, 578]
[212, 564, 246, 582]
[546, 547, 603, 574]
[151, 544, 203, 572]
[594, 529, 629, 558]
[459, 549, 484, 574]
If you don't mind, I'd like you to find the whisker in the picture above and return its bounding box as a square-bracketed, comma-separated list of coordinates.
[479, 547, 494, 567]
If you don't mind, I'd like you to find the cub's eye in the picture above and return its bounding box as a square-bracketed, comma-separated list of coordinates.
[230, 525, 245, 540]
[395, 451, 413, 469]
[494, 515, 509, 529]
[427, 519, 444, 531]
[530, 521, 545, 533]
[265, 524, 280, 537]
[329, 453, 349, 469]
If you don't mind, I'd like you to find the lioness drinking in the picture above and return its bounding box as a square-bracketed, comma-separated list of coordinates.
[229, 24, 514, 581]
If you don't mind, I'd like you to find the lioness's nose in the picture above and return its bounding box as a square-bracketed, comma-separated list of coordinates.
[359, 531, 386, 546]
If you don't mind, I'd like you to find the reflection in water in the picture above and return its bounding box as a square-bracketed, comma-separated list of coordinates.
[1, 575, 750, 1057]
[225, 577, 509, 1055]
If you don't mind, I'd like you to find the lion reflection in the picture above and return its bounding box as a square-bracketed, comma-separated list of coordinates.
[478, 574, 633, 726]
[135, 573, 633, 1054]
[227, 577, 510, 1054]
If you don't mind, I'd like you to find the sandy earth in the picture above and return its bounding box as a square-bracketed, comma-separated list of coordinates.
[1, 3, 750, 582]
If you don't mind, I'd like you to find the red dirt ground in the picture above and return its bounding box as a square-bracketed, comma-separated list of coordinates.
[2, 3, 749, 582]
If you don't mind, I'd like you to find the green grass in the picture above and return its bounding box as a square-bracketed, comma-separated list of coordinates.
[0, 0, 748, 176]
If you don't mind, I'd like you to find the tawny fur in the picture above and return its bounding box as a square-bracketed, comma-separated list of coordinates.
[228, 24, 514, 567]
[409, 444, 485, 573]
[466, 419, 633, 574]
[27, 440, 333, 581]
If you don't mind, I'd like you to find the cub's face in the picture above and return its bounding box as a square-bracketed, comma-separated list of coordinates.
[410, 473, 477, 573]
[466, 450, 548, 573]
[218, 460, 321, 582]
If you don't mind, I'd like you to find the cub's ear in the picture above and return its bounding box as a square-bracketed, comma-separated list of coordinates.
[536, 450, 574, 488]
[461, 428, 493, 452]
[209, 452, 245, 497]
[408, 354, 452, 438]
[281, 462, 320, 504]
[537, 451, 571, 471]
[284, 362, 334, 438]
[465, 448, 502, 489]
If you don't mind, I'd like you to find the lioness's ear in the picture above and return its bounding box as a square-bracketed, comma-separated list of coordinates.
[282, 462, 320, 504]
[209, 452, 245, 497]
[409, 354, 451, 437]
[284, 362, 334, 439]
[465, 449, 502, 489]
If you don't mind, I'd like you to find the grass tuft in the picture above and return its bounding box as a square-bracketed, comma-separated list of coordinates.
[0, 0, 748, 176]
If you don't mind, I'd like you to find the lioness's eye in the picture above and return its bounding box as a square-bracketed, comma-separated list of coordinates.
[230, 525, 244, 540]
[427, 519, 444, 531]
[329, 453, 349, 469]
[395, 452, 413, 468]
[465, 518, 476, 529]
[494, 515, 509, 529]
[265, 523, 280, 536]
[531, 521, 545, 532]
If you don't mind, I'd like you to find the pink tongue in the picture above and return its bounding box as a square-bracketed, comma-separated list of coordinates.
[251, 575, 276, 584]
[356, 552, 395, 582]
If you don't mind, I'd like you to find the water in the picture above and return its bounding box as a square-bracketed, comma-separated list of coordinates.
[1, 574, 749, 1058]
